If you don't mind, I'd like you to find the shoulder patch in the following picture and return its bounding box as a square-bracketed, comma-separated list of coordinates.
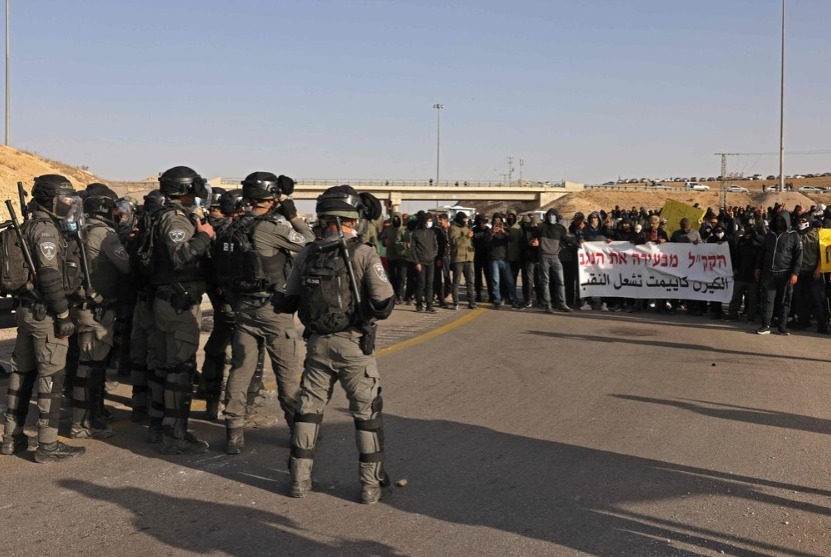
[288, 230, 306, 244]
[114, 246, 129, 260]
[373, 263, 388, 283]
[169, 229, 186, 243]
[40, 242, 57, 261]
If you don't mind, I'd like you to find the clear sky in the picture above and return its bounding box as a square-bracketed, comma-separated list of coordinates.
[8, 0, 831, 185]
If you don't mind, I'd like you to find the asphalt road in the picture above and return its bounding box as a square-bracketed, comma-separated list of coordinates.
[1, 303, 830, 557]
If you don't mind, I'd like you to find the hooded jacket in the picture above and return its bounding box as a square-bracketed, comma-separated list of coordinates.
[756, 211, 802, 275]
[536, 208, 568, 257]
[410, 211, 438, 264]
[449, 213, 475, 263]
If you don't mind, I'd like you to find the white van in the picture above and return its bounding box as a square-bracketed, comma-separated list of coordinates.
[437, 205, 477, 221]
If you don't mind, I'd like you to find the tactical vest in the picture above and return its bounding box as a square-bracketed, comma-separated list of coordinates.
[213, 214, 292, 294]
[149, 207, 204, 285]
[0, 216, 49, 296]
[298, 238, 359, 335]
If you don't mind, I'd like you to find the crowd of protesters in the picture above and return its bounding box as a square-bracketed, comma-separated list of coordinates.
[373, 202, 831, 336]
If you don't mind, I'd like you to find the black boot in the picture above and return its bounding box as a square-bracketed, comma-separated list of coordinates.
[34, 440, 86, 463]
[1, 432, 29, 455]
[225, 428, 244, 455]
[160, 426, 209, 455]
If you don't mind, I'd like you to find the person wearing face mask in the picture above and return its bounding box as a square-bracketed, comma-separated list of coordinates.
[754, 210, 802, 335]
[471, 214, 493, 303]
[449, 211, 477, 309]
[410, 211, 439, 312]
[792, 214, 828, 334]
[487, 213, 521, 310]
[705, 224, 728, 319]
[505, 210, 523, 295]
[382, 212, 408, 303]
[725, 216, 763, 323]
[536, 208, 573, 313]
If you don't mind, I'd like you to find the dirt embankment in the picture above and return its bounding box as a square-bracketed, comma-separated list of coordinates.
[0, 146, 112, 218]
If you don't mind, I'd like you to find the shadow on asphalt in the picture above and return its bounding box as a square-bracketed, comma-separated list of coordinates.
[57, 478, 406, 557]
[613, 394, 831, 439]
[56, 412, 831, 557]
[524, 329, 829, 364]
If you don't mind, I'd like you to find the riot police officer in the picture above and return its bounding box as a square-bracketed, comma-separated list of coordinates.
[277, 185, 394, 504]
[148, 166, 215, 454]
[219, 172, 313, 455]
[2, 174, 86, 462]
[69, 184, 131, 439]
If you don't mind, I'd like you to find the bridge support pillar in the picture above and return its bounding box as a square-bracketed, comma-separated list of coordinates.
[387, 191, 402, 214]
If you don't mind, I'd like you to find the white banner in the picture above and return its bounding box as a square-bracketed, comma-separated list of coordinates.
[578, 241, 734, 302]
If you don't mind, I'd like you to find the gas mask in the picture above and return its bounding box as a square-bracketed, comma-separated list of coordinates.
[56, 194, 84, 234]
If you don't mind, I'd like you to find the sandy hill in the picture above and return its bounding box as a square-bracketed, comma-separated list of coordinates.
[466, 190, 831, 221]
[0, 146, 112, 217]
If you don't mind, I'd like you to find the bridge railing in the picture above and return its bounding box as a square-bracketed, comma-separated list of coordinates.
[217, 178, 567, 189]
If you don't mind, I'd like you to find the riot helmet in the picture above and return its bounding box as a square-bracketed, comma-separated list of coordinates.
[158, 166, 208, 199]
[316, 185, 364, 220]
[241, 172, 295, 200]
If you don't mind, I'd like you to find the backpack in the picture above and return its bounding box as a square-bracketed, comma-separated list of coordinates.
[212, 216, 268, 293]
[213, 215, 295, 294]
[298, 238, 359, 335]
[0, 219, 43, 296]
[129, 207, 165, 282]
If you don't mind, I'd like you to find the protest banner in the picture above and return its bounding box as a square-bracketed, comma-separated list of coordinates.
[578, 241, 734, 302]
[660, 200, 706, 236]
[820, 229, 831, 274]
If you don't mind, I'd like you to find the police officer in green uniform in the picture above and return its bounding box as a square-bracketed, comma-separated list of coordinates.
[220, 172, 313, 454]
[148, 166, 215, 454]
[277, 185, 395, 504]
[2, 174, 86, 462]
[126, 190, 165, 424]
[199, 187, 236, 420]
[69, 184, 131, 439]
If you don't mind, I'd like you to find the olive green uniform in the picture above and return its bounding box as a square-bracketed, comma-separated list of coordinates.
[3, 208, 73, 449]
[69, 217, 131, 437]
[148, 203, 212, 452]
[285, 230, 394, 492]
[224, 213, 314, 434]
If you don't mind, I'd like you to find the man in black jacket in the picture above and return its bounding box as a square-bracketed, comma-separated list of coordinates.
[725, 218, 762, 322]
[755, 211, 802, 335]
[536, 208, 573, 314]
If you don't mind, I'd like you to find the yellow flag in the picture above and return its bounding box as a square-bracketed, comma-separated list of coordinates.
[820, 229, 831, 273]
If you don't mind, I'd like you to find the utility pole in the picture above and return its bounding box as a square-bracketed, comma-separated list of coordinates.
[5, 0, 9, 146]
[519, 158, 524, 185]
[507, 157, 514, 185]
[778, 0, 786, 191]
[433, 103, 443, 188]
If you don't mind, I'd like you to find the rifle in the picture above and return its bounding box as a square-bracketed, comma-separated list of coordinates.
[5, 199, 37, 286]
[334, 216, 376, 354]
[17, 182, 28, 221]
[74, 225, 103, 309]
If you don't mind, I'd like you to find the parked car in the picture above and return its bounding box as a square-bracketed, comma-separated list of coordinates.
[766, 175, 776, 180]
[798, 186, 823, 193]
[684, 182, 710, 191]
[724, 185, 749, 193]
[645, 183, 671, 190]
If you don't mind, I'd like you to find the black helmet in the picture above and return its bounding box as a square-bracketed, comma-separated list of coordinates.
[209, 186, 226, 208]
[219, 188, 243, 216]
[83, 195, 117, 220]
[143, 189, 166, 210]
[32, 174, 74, 203]
[158, 166, 206, 197]
[316, 185, 364, 219]
[241, 172, 295, 200]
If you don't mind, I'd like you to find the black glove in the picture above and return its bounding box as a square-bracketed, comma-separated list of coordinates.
[279, 199, 298, 221]
[277, 175, 296, 196]
[56, 315, 75, 338]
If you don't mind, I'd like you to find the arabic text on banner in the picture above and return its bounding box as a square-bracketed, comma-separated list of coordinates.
[820, 229, 831, 274]
[578, 241, 734, 302]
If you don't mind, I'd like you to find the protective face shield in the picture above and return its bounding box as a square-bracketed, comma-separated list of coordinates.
[115, 199, 135, 226]
[56, 194, 84, 233]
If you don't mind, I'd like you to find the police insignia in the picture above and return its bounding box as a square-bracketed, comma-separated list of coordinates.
[40, 242, 57, 261]
[373, 263, 388, 283]
[169, 229, 186, 242]
[114, 246, 129, 260]
[289, 231, 305, 244]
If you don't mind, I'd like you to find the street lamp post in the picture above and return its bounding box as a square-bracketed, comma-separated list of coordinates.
[5, 0, 9, 146]
[778, 0, 785, 192]
[433, 104, 443, 188]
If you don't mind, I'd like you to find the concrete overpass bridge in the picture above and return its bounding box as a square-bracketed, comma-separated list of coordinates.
[207, 178, 584, 212]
